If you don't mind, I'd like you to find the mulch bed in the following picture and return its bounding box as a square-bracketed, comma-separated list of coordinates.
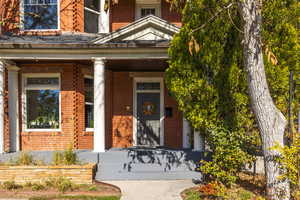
[0, 181, 121, 199]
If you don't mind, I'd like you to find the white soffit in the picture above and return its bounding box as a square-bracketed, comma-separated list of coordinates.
[92, 15, 180, 44]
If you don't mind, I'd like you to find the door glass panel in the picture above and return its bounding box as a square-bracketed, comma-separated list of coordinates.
[137, 82, 160, 90]
[137, 92, 160, 146]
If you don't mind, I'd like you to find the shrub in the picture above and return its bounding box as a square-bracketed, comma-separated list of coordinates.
[15, 152, 35, 165]
[199, 127, 255, 186]
[44, 176, 74, 193]
[63, 146, 77, 165]
[274, 136, 300, 198]
[52, 146, 78, 166]
[52, 152, 64, 166]
[56, 177, 74, 193]
[2, 181, 21, 190]
[198, 181, 227, 198]
[31, 183, 45, 191]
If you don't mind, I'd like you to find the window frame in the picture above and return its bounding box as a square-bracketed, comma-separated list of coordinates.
[22, 73, 61, 132]
[135, 3, 161, 20]
[84, 75, 94, 132]
[20, 0, 61, 31]
[84, 0, 101, 33]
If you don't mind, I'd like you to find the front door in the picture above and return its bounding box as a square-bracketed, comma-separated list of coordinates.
[134, 79, 163, 146]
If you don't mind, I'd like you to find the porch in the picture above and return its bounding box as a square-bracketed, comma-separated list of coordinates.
[0, 147, 203, 181]
[0, 58, 204, 153]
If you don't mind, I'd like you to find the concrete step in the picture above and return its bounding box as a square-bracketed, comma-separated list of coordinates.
[95, 148, 203, 181]
[98, 162, 197, 173]
[95, 170, 203, 181]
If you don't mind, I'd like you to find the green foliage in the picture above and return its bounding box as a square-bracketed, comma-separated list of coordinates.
[2, 180, 22, 190]
[56, 177, 73, 193]
[31, 183, 45, 191]
[14, 152, 37, 165]
[167, 0, 299, 186]
[273, 136, 300, 194]
[200, 127, 255, 185]
[52, 146, 78, 165]
[44, 176, 74, 193]
[87, 185, 98, 191]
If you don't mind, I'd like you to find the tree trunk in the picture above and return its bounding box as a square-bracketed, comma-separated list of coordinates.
[239, 0, 290, 199]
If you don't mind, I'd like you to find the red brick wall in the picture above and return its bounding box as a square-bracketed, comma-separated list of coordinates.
[110, 0, 182, 31]
[4, 69, 10, 152]
[111, 72, 133, 148]
[164, 85, 183, 148]
[19, 63, 79, 151]
[161, 1, 182, 27]
[111, 0, 136, 31]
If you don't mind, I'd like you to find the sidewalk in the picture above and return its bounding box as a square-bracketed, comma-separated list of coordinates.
[104, 180, 195, 200]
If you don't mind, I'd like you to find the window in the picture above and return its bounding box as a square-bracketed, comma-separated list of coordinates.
[135, 0, 161, 20]
[84, 0, 100, 33]
[23, 0, 59, 30]
[24, 75, 60, 130]
[141, 8, 156, 18]
[84, 77, 94, 129]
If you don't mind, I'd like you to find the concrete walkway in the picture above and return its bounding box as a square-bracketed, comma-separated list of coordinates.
[105, 180, 195, 200]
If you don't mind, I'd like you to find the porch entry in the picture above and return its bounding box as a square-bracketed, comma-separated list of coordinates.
[133, 78, 164, 147]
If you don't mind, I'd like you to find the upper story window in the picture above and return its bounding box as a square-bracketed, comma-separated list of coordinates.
[23, 0, 59, 30]
[136, 0, 161, 20]
[84, 0, 101, 33]
[23, 74, 61, 131]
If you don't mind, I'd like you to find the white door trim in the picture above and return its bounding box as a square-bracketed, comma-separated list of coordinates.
[133, 77, 164, 146]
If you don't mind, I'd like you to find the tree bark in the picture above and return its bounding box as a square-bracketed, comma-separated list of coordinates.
[239, 0, 290, 199]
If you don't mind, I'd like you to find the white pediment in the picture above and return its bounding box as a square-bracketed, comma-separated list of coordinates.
[92, 15, 180, 44]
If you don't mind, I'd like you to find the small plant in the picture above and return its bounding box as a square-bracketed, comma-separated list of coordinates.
[238, 190, 253, 200]
[63, 146, 77, 165]
[87, 185, 98, 191]
[56, 177, 74, 193]
[52, 151, 64, 166]
[15, 152, 35, 165]
[198, 181, 227, 199]
[31, 183, 45, 191]
[2, 180, 21, 190]
[52, 145, 78, 165]
[24, 182, 33, 187]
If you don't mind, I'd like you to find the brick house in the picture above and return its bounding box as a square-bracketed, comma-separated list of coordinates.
[0, 0, 204, 153]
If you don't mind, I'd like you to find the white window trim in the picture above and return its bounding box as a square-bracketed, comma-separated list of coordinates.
[84, 0, 101, 33]
[133, 77, 164, 146]
[135, 3, 161, 20]
[84, 75, 94, 131]
[20, 0, 61, 31]
[22, 73, 61, 132]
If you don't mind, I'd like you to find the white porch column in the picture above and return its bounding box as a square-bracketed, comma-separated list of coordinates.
[99, 0, 110, 33]
[194, 130, 205, 152]
[7, 65, 20, 152]
[182, 118, 191, 148]
[93, 58, 106, 152]
[0, 60, 5, 153]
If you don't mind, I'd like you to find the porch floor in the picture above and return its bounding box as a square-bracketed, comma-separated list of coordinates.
[0, 147, 203, 181]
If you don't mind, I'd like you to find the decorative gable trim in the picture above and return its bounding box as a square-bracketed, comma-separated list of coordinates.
[92, 15, 180, 44]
